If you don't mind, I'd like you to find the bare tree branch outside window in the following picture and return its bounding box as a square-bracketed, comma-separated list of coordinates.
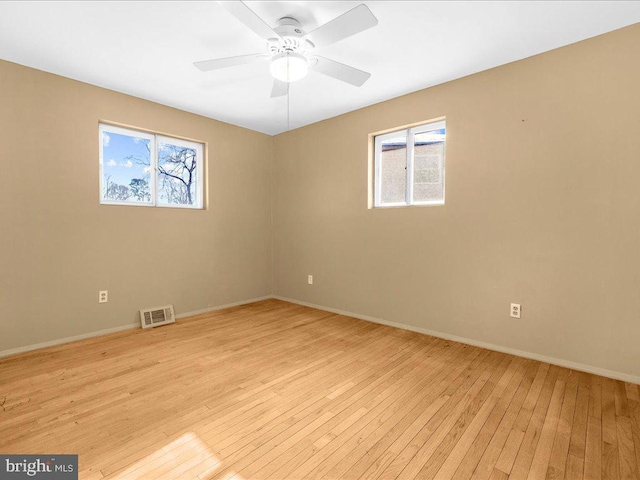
[157, 143, 197, 205]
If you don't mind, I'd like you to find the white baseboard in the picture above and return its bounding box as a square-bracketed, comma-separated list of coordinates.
[0, 323, 139, 359]
[0, 295, 273, 359]
[175, 295, 272, 319]
[272, 295, 640, 385]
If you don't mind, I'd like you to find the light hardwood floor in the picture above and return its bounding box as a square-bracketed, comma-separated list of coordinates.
[1, 299, 639, 480]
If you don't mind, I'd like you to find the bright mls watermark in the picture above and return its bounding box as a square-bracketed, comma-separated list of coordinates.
[0, 455, 77, 479]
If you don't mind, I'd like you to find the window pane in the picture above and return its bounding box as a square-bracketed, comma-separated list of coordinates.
[379, 135, 407, 204]
[413, 128, 445, 203]
[157, 141, 199, 207]
[101, 130, 152, 203]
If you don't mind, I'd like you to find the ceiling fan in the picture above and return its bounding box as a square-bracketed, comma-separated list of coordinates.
[194, 1, 378, 98]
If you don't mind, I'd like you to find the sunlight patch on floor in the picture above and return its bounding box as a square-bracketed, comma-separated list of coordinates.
[219, 472, 245, 480]
[110, 432, 221, 479]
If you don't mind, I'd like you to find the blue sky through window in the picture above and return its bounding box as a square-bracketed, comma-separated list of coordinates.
[102, 131, 150, 186]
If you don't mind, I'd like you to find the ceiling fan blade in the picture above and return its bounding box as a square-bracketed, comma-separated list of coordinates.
[271, 79, 289, 98]
[194, 53, 266, 72]
[303, 4, 378, 48]
[218, 1, 281, 40]
[309, 56, 371, 87]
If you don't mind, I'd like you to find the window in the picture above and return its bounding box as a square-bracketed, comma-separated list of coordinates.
[99, 123, 204, 209]
[373, 120, 445, 207]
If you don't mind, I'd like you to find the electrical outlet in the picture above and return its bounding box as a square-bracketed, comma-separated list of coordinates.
[510, 303, 521, 318]
[99, 290, 108, 303]
[307, 275, 313, 285]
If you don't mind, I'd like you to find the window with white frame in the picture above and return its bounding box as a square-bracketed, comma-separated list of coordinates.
[374, 120, 446, 207]
[99, 123, 204, 209]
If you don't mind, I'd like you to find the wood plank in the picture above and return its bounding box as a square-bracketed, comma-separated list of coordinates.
[525, 378, 566, 480]
[602, 377, 621, 480]
[585, 414, 603, 480]
[545, 371, 579, 480]
[616, 415, 639, 480]
[625, 384, 640, 403]
[630, 399, 640, 480]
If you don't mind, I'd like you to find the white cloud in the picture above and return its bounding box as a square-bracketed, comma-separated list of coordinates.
[106, 159, 117, 167]
[123, 160, 133, 168]
[133, 137, 141, 144]
[102, 132, 111, 147]
[143, 166, 151, 173]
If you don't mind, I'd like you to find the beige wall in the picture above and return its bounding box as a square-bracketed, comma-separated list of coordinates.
[0, 60, 272, 352]
[273, 24, 640, 378]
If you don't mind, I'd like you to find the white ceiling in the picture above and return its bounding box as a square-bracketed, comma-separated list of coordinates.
[1, 1, 639, 135]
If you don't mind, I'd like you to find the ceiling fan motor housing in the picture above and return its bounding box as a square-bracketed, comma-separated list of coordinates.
[275, 17, 305, 38]
[268, 17, 314, 55]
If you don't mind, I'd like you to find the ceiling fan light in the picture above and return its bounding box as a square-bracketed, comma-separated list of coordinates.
[270, 52, 308, 83]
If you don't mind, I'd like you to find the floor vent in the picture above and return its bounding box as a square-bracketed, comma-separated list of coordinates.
[140, 305, 175, 329]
